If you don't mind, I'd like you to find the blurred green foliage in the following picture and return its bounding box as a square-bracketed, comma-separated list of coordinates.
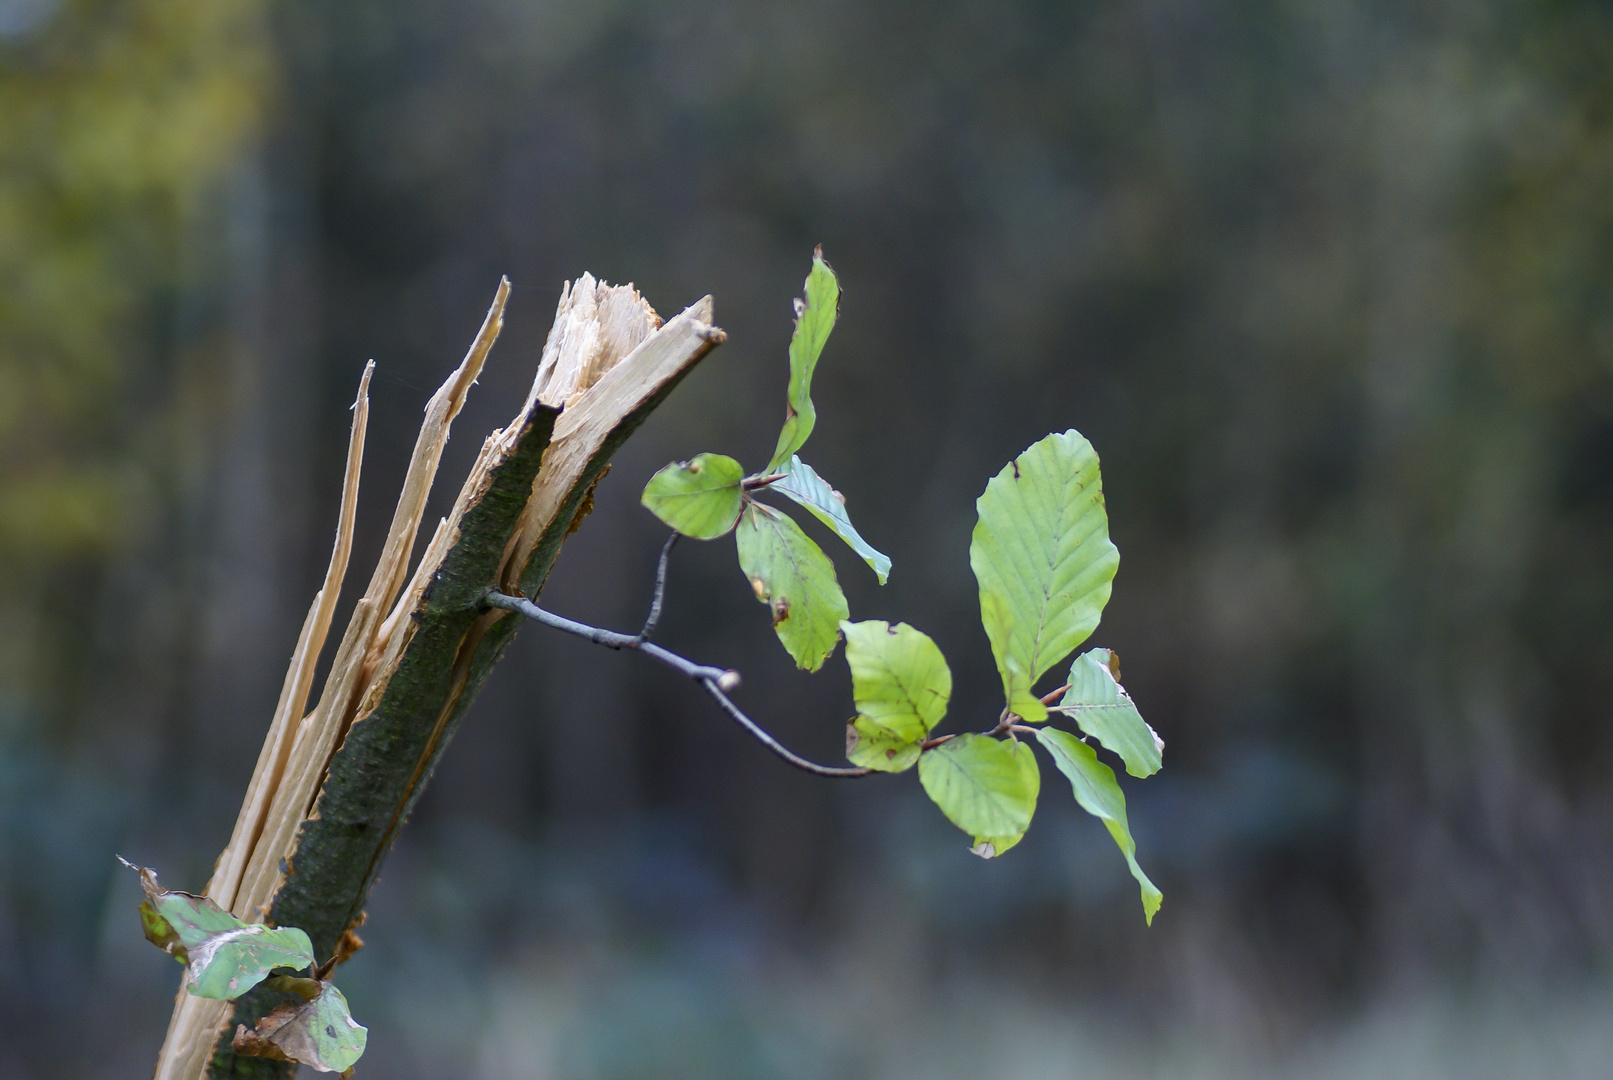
[0, 5, 273, 1074]
[0, 0, 269, 563]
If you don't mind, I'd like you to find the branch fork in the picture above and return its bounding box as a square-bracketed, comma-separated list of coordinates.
[484, 533, 869, 780]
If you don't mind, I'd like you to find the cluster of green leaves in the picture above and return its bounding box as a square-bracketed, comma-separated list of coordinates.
[642, 253, 1166, 922]
[121, 859, 366, 1075]
[849, 432, 1164, 921]
[641, 248, 888, 672]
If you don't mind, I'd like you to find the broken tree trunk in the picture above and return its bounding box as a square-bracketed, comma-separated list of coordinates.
[155, 276, 724, 1079]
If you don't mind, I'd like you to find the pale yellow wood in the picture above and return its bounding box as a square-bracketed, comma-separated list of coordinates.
[209, 361, 372, 914]
[151, 363, 378, 1080]
[153, 275, 722, 1080]
[500, 295, 721, 590]
[531, 274, 660, 409]
[154, 281, 506, 1080]
[233, 278, 510, 922]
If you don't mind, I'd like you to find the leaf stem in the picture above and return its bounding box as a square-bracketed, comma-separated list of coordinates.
[484, 589, 872, 779]
[990, 707, 1014, 736]
[920, 709, 1034, 752]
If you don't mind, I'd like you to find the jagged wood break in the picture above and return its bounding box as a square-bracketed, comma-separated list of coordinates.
[155, 276, 724, 1079]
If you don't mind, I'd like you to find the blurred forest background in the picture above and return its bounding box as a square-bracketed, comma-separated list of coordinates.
[3, 0, 1613, 1076]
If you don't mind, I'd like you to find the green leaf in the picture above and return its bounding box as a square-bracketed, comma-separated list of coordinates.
[232, 981, 368, 1074]
[1033, 728, 1162, 923]
[842, 620, 950, 772]
[139, 900, 186, 964]
[766, 250, 839, 471]
[978, 592, 1047, 724]
[918, 734, 1039, 855]
[970, 739, 1041, 858]
[735, 503, 848, 671]
[970, 430, 1119, 714]
[770, 456, 891, 583]
[846, 718, 922, 773]
[121, 859, 316, 999]
[640, 453, 745, 539]
[1054, 648, 1162, 778]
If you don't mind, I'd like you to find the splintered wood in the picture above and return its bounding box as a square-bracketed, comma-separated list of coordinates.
[156, 276, 722, 1080]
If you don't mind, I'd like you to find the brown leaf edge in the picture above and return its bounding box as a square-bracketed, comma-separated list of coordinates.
[232, 980, 361, 1077]
[119, 857, 193, 964]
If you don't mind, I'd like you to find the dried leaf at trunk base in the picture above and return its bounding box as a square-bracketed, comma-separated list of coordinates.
[232, 981, 366, 1074]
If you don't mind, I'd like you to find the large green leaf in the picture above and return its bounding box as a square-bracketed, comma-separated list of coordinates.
[123, 860, 316, 999]
[736, 503, 848, 671]
[770, 456, 890, 583]
[918, 734, 1039, 856]
[766, 251, 839, 471]
[232, 981, 368, 1073]
[1033, 728, 1162, 923]
[970, 430, 1119, 714]
[640, 453, 745, 539]
[842, 619, 950, 772]
[979, 591, 1048, 724]
[1053, 648, 1162, 778]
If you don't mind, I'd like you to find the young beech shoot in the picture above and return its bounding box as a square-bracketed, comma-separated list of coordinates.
[641, 251, 1165, 922]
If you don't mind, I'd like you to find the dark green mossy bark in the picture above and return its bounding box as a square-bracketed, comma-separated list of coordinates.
[210, 343, 709, 1076]
[209, 404, 560, 1079]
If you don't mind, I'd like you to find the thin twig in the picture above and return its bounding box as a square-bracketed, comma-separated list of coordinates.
[633, 531, 678, 643]
[485, 590, 872, 779]
[696, 676, 872, 778]
[486, 591, 725, 676]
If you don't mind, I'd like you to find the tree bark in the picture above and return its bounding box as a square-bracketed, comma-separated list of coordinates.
[154, 279, 724, 1079]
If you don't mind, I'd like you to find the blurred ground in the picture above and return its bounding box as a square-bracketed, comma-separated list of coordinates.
[4, 0, 1613, 1076]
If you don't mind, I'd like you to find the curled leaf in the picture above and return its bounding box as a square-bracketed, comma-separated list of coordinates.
[766, 250, 839, 471]
[1033, 728, 1162, 923]
[771, 456, 890, 582]
[846, 716, 923, 773]
[119, 858, 315, 1000]
[233, 980, 368, 1074]
[264, 974, 324, 1001]
[1053, 648, 1162, 777]
[138, 900, 186, 964]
